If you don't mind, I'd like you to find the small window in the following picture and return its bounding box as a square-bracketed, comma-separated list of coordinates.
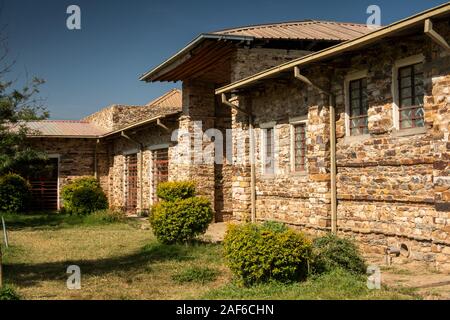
[349, 78, 369, 135]
[263, 127, 275, 174]
[293, 123, 307, 171]
[398, 63, 424, 129]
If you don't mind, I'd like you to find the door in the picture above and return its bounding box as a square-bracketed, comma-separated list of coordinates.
[29, 157, 59, 211]
[152, 148, 169, 203]
[125, 153, 138, 213]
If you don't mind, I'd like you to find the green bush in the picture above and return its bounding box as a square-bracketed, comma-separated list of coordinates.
[311, 234, 366, 275]
[0, 173, 32, 213]
[61, 177, 108, 215]
[223, 222, 312, 286]
[0, 285, 21, 300]
[156, 181, 196, 202]
[150, 196, 213, 244]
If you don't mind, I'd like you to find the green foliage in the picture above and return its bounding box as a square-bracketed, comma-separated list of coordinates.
[156, 181, 196, 202]
[0, 173, 31, 213]
[0, 285, 21, 300]
[172, 266, 220, 284]
[223, 222, 312, 286]
[150, 196, 213, 244]
[311, 234, 366, 275]
[0, 65, 49, 176]
[61, 177, 108, 215]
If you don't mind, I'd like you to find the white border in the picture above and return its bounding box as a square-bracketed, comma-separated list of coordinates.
[391, 54, 425, 130]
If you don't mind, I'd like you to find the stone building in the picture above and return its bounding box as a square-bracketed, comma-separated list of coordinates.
[26, 89, 182, 213]
[215, 4, 450, 269]
[25, 3, 450, 268]
[140, 20, 373, 221]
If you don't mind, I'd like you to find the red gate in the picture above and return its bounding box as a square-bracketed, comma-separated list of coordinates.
[125, 154, 138, 213]
[29, 158, 59, 211]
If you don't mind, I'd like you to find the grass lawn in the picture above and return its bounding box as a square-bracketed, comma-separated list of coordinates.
[1, 213, 419, 300]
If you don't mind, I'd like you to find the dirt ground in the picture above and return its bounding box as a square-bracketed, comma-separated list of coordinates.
[204, 222, 450, 300]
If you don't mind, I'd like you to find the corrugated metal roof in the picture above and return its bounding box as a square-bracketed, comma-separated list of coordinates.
[213, 20, 373, 41]
[146, 88, 182, 109]
[24, 120, 108, 137]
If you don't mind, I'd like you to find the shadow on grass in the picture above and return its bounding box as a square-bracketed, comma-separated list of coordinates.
[1, 213, 84, 231]
[4, 242, 220, 288]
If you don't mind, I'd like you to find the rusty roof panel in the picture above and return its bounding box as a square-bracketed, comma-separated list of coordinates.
[213, 20, 373, 41]
[23, 120, 108, 137]
[146, 88, 182, 109]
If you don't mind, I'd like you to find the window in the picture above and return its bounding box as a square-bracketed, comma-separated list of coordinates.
[264, 127, 275, 174]
[292, 122, 307, 171]
[398, 63, 424, 129]
[349, 78, 369, 135]
[152, 148, 169, 203]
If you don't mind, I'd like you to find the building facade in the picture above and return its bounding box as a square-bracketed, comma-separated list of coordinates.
[26, 4, 450, 269]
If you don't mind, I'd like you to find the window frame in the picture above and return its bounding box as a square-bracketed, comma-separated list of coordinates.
[289, 116, 308, 173]
[392, 54, 425, 131]
[344, 70, 369, 137]
[260, 121, 276, 176]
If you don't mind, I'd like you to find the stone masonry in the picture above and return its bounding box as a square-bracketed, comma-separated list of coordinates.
[232, 20, 450, 270]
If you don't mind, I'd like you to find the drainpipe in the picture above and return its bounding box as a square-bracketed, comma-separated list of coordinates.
[221, 94, 256, 223]
[94, 139, 99, 179]
[294, 67, 337, 234]
[121, 131, 144, 214]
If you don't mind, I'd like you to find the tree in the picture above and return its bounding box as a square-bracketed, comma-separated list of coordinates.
[0, 27, 49, 176]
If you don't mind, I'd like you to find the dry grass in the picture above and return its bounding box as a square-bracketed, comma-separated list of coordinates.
[0, 214, 431, 300]
[2, 215, 229, 300]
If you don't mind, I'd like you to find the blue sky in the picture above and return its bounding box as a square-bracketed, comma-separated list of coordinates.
[2, 0, 447, 119]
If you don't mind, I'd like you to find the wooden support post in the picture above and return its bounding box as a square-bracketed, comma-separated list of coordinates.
[425, 19, 450, 52]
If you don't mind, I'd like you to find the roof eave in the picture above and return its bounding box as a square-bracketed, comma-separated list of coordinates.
[215, 2, 450, 94]
[139, 33, 255, 82]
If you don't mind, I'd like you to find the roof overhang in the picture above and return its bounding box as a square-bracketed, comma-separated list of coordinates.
[100, 111, 182, 138]
[26, 111, 182, 139]
[215, 2, 450, 95]
[139, 33, 255, 82]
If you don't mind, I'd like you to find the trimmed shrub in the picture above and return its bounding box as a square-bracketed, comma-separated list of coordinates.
[156, 181, 196, 202]
[0, 173, 31, 213]
[150, 196, 213, 244]
[311, 234, 366, 275]
[0, 285, 20, 300]
[61, 177, 108, 215]
[223, 222, 312, 286]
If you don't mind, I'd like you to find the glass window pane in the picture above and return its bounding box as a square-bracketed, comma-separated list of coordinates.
[400, 67, 412, 78]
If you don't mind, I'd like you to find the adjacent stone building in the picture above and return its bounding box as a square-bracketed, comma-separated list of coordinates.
[215, 4, 450, 269]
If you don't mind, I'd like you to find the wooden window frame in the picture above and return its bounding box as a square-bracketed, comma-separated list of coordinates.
[260, 121, 276, 176]
[398, 63, 425, 129]
[290, 116, 308, 173]
[344, 70, 369, 137]
[392, 54, 425, 131]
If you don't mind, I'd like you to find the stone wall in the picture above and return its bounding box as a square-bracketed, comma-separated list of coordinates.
[233, 21, 450, 269]
[28, 138, 109, 206]
[84, 103, 180, 132]
[103, 116, 180, 213]
[173, 47, 312, 221]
